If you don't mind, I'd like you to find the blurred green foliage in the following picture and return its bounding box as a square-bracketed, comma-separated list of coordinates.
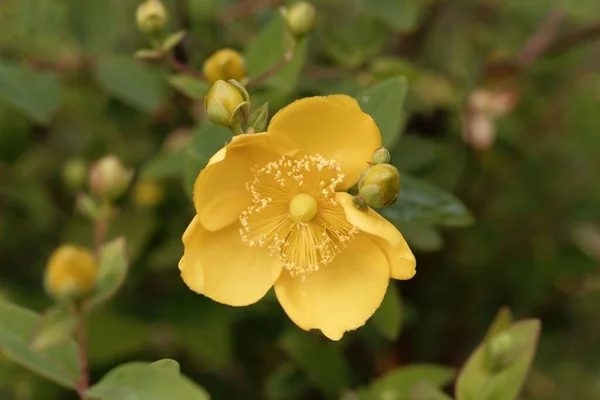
[1, 0, 600, 399]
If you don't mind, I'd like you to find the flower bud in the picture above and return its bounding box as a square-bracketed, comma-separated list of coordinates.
[372, 147, 391, 165]
[61, 158, 87, 192]
[358, 164, 401, 209]
[283, 2, 316, 39]
[44, 244, 98, 302]
[132, 179, 165, 208]
[203, 49, 247, 85]
[486, 332, 515, 372]
[205, 80, 250, 129]
[89, 156, 133, 201]
[136, 0, 168, 35]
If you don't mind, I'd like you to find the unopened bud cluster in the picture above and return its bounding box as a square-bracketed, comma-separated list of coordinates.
[353, 147, 401, 210]
[203, 49, 247, 85]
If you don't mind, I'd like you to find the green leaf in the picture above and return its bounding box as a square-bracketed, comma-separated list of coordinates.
[366, 364, 455, 400]
[280, 330, 350, 397]
[151, 359, 180, 376]
[357, 77, 408, 148]
[0, 300, 79, 389]
[135, 49, 162, 61]
[411, 382, 454, 400]
[169, 74, 210, 100]
[371, 283, 403, 340]
[247, 102, 269, 132]
[357, 0, 419, 32]
[30, 306, 77, 351]
[86, 362, 210, 400]
[162, 30, 187, 52]
[265, 362, 310, 400]
[381, 174, 474, 227]
[245, 16, 307, 92]
[456, 320, 541, 400]
[88, 237, 128, 308]
[400, 222, 444, 253]
[66, 0, 117, 54]
[140, 151, 186, 180]
[95, 56, 166, 112]
[0, 61, 62, 124]
[393, 136, 438, 172]
[483, 307, 513, 343]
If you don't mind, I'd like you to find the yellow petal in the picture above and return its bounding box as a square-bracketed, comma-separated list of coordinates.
[371, 236, 416, 280]
[274, 234, 389, 340]
[179, 216, 282, 306]
[267, 95, 381, 189]
[337, 192, 403, 245]
[193, 133, 273, 231]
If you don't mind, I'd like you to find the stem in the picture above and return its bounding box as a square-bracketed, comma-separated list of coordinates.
[247, 51, 294, 88]
[168, 56, 205, 80]
[94, 217, 108, 261]
[517, 9, 566, 68]
[219, 0, 285, 21]
[74, 306, 89, 399]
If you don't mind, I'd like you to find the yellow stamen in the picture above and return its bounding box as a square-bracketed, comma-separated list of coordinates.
[239, 154, 358, 277]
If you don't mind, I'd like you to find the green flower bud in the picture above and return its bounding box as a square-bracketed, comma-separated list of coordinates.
[486, 331, 515, 372]
[283, 2, 316, 39]
[136, 0, 168, 35]
[61, 158, 87, 192]
[372, 147, 391, 165]
[88, 156, 133, 201]
[205, 80, 250, 130]
[358, 163, 401, 208]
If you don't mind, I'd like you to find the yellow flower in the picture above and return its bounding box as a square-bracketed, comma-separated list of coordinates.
[203, 49, 247, 85]
[45, 244, 98, 301]
[179, 95, 416, 340]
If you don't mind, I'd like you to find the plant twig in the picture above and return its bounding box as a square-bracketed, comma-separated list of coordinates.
[246, 52, 294, 88]
[168, 56, 205, 80]
[546, 23, 600, 55]
[517, 9, 566, 68]
[74, 306, 89, 400]
[219, 0, 284, 21]
[94, 217, 108, 261]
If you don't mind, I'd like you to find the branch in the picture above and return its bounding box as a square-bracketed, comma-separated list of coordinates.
[168, 57, 205, 80]
[517, 9, 566, 68]
[219, 0, 285, 21]
[546, 23, 600, 55]
[74, 306, 89, 399]
[246, 52, 293, 88]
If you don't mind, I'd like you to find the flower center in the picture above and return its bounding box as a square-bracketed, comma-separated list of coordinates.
[288, 193, 318, 223]
[239, 154, 358, 277]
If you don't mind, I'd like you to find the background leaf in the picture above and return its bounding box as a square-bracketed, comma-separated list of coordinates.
[371, 283, 403, 341]
[30, 306, 77, 351]
[88, 237, 128, 308]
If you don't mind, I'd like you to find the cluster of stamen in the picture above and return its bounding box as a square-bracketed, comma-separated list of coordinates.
[239, 154, 358, 277]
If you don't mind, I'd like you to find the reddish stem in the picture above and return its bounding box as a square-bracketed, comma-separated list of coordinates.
[75, 307, 89, 399]
[168, 57, 205, 80]
[246, 52, 293, 88]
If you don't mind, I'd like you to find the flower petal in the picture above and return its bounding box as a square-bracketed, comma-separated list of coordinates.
[274, 234, 389, 340]
[193, 133, 273, 231]
[179, 216, 282, 306]
[337, 192, 403, 246]
[268, 95, 381, 189]
[371, 236, 416, 280]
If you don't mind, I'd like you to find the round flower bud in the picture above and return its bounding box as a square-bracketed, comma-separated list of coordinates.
[89, 156, 133, 201]
[61, 158, 87, 191]
[44, 244, 98, 302]
[486, 332, 515, 372]
[203, 49, 247, 85]
[284, 2, 316, 39]
[358, 163, 401, 209]
[372, 147, 391, 165]
[205, 80, 249, 129]
[136, 0, 168, 35]
[132, 179, 165, 208]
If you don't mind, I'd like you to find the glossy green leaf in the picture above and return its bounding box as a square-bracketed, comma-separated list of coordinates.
[456, 320, 541, 400]
[162, 30, 187, 52]
[169, 74, 210, 100]
[88, 237, 128, 308]
[357, 0, 419, 32]
[247, 102, 269, 132]
[151, 359, 181, 376]
[393, 136, 438, 172]
[30, 306, 77, 351]
[95, 56, 166, 112]
[371, 283, 403, 340]
[0, 300, 79, 389]
[0, 61, 62, 124]
[400, 222, 444, 252]
[86, 362, 210, 400]
[357, 77, 408, 148]
[411, 382, 454, 400]
[381, 174, 474, 227]
[483, 307, 513, 343]
[245, 16, 307, 92]
[280, 330, 350, 397]
[365, 364, 455, 400]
